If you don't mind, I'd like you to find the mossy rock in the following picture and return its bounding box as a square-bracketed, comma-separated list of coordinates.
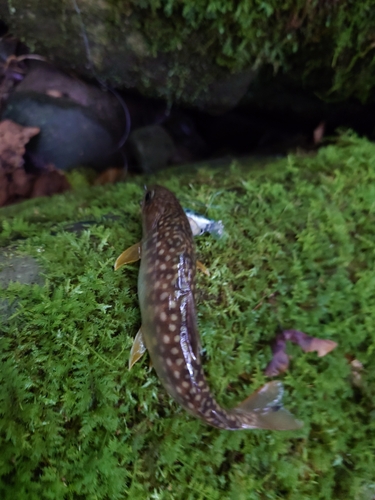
[1, 1, 375, 107]
[2, 92, 117, 171]
[1, 134, 375, 498]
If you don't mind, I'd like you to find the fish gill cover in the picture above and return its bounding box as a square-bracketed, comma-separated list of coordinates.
[0, 132, 375, 499]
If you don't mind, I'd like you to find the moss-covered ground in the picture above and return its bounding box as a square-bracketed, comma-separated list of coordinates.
[1, 133, 375, 499]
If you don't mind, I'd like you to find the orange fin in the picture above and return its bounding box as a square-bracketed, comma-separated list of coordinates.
[114, 242, 141, 270]
[233, 381, 303, 431]
[129, 327, 147, 369]
[196, 260, 210, 276]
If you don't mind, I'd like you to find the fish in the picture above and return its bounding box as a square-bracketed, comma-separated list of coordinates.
[115, 185, 305, 430]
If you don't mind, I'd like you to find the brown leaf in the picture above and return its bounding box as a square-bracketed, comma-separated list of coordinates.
[313, 121, 325, 144]
[31, 167, 71, 198]
[94, 167, 126, 185]
[0, 119, 70, 206]
[0, 119, 40, 170]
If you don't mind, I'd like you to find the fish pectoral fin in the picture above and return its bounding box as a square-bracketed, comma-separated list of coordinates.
[114, 242, 141, 270]
[196, 260, 210, 276]
[129, 327, 147, 369]
[187, 216, 201, 237]
[233, 381, 303, 431]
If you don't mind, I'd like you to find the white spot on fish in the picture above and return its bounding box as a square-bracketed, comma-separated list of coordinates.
[171, 347, 179, 355]
[174, 335, 180, 342]
[170, 313, 178, 321]
[160, 292, 169, 300]
[169, 324, 177, 332]
[160, 263, 167, 271]
[160, 311, 167, 321]
[156, 241, 162, 248]
[163, 334, 170, 343]
[159, 248, 165, 256]
[166, 358, 173, 366]
[174, 371, 180, 379]
[169, 300, 176, 309]
[176, 358, 184, 366]
[182, 381, 190, 389]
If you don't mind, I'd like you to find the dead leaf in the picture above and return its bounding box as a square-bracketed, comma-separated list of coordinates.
[0, 119, 70, 206]
[94, 167, 126, 185]
[0, 119, 40, 169]
[46, 89, 64, 98]
[31, 167, 70, 198]
[313, 121, 325, 144]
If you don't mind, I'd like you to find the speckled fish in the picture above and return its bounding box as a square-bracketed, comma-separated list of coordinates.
[115, 185, 302, 430]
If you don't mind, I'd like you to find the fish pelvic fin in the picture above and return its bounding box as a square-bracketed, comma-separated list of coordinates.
[196, 260, 210, 276]
[114, 242, 141, 271]
[232, 381, 303, 431]
[129, 327, 147, 369]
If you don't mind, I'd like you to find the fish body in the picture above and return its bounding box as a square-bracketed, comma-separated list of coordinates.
[136, 185, 301, 430]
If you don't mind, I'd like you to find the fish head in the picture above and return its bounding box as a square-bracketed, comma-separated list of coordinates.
[141, 184, 182, 234]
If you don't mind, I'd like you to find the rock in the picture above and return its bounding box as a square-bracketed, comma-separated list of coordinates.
[0, 297, 18, 322]
[194, 69, 255, 115]
[2, 1, 374, 110]
[162, 110, 209, 164]
[15, 61, 126, 139]
[0, 2, 259, 112]
[0, 250, 45, 323]
[0, 251, 45, 288]
[2, 91, 118, 170]
[127, 125, 176, 173]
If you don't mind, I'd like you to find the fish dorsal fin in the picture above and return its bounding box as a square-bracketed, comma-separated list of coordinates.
[233, 381, 303, 431]
[114, 242, 141, 271]
[129, 327, 147, 369]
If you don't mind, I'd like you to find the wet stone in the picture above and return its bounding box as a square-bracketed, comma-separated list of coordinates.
[0, 297, 18, 323]
[0, 250, 45, 323]
[2, 91, 117, 171]
[128, 125, 176, 173]
[0, 250, 45, 288]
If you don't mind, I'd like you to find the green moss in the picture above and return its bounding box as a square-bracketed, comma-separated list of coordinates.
[117, 0, 375, 101]
[1, 133, 375, 498]
[2, 1, 375, 104]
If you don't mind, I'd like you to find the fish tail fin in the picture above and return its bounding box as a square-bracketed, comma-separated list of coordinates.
[231, 381, 303, 430]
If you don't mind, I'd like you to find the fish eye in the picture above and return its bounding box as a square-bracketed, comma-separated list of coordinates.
[144, 190, 154, 203]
